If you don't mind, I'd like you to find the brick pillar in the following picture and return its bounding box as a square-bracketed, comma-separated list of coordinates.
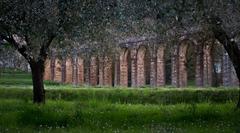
[90, 57, 97, 86]
[44, 59, 51, 80]
[120, 49, 129, 87]
[195, 44, 204, 87]
[114, 56, 120, 86]
[157, 46, 165, 86]
[171, 46, 179, 87]
[98, 57, 104, 86]
[54, 59, 62, 82]
[131, 48, 138, 87]
[77, 57, 84, 85]
[137, 46, 146, 87]
[179, 44, 188, 87]
[103, 57, 113, 86]
[203, 44, 212, 87]
[65, 58, 73, 83]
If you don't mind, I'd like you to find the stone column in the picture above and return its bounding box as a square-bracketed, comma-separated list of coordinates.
[178, 44, 188, 87]
[120, 49, 129, 87]
[195, 44, 204, 87]
[136, 47, 146, 87]
[157, 46, 165, 86]
[131, 48, 138, 87]
[90, 57, 98, 86]
[203, 44, 212, 87]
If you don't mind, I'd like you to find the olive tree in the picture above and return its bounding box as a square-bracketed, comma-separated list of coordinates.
[0, 0, 80, 103]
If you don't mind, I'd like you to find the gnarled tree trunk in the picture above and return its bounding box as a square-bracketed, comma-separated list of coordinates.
[30, 60, 46, 104]
[211, 20, 240, 108]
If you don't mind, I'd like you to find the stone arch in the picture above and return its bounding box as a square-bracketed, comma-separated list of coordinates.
[120, 48, 130, 87]
[172, 39, 198, 87]
[137, 46, 147, 87]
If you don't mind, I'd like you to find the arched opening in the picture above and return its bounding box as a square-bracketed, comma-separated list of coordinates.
[127, 51, 131, 87]
[145, 47, 151, 85]
[186, 42, 196, 86]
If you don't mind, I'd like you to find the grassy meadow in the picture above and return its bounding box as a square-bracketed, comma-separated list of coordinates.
[0, 69, 239, 133]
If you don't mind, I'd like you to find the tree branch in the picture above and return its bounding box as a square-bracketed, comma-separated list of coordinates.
[0, 34, 33, 63]
[38, 34, 55, 62]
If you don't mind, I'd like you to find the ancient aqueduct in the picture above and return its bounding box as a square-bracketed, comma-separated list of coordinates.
[44, 37, 239, 88]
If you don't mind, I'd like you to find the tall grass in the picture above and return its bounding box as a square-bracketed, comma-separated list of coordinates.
[0, 99, 239, 132]
[0, 69, 240, 132]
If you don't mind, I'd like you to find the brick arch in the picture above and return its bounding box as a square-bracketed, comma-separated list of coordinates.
[172, 38, 209, 88]
[172, 39, 197, 87]
[137, 46, 147, 87]
[120, 48, 130, 86]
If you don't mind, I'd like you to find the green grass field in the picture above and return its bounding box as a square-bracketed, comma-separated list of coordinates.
[0, 69, 240, 133]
